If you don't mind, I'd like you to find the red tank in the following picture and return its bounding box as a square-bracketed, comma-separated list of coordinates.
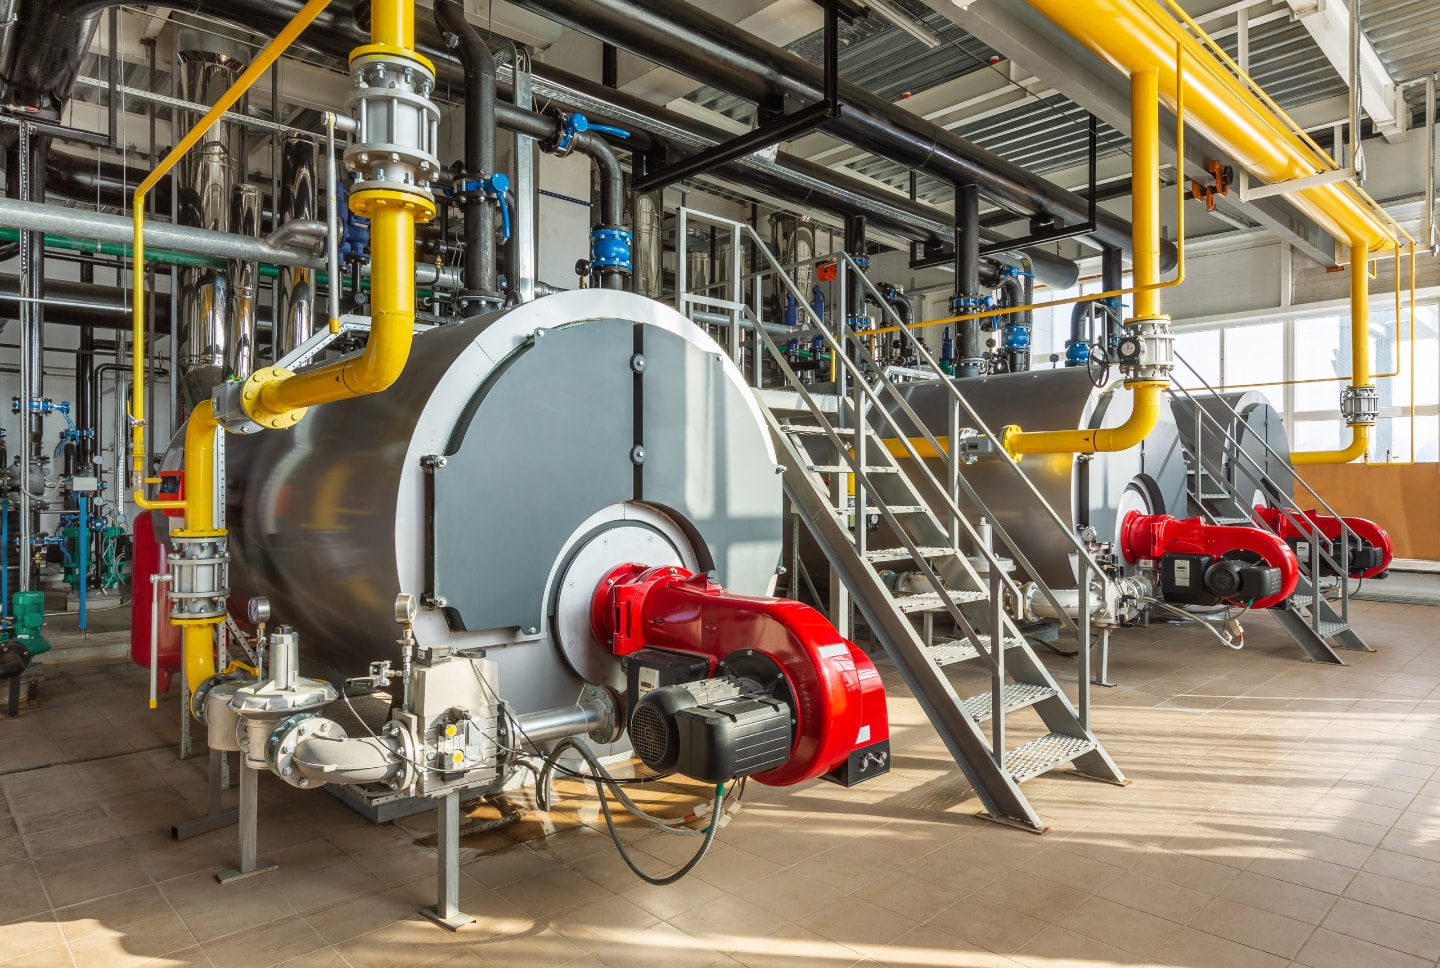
[130, 510, 181, 692]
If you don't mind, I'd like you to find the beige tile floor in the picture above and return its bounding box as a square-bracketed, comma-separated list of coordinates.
[4, 599, 1440, 968]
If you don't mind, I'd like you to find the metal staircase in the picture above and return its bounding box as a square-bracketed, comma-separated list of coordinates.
[1168, 355, 1373, 664]
[675, 208, 1126, 833]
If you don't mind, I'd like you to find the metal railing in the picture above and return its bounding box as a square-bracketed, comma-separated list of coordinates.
[674, 206, 1110, 726]
[1169, 351, 1354, 634]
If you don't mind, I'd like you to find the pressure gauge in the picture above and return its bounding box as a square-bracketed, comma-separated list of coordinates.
[1116, 336, 1142, 364]
[394, 593, 418, 625]
[247, 597, 271, 626]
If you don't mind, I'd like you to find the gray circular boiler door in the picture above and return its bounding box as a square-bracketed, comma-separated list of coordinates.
[429, 316, 783, 638]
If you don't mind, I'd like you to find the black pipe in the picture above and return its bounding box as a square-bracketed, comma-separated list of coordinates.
[434, 0, 498, 307]
[76, 325, 93, 466]
[954, 182, 983, 378]
[503, 0, 1176, 271]
[46, 148, 176, 211]
[0, 273, 174, 331]
[24, 131, 44, 469]
[843, 214, 865, 324]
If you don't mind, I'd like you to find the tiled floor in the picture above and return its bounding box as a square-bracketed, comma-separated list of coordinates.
[4, 599, 1440, 968]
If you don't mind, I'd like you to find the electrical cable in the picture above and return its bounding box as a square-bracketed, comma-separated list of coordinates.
[1149, 599, 1247, 649]
[546, 736, 725, 886]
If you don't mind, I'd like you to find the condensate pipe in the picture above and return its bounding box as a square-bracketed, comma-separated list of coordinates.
[1002, 66, 1171, 459]
[1291, 244, 1373, 464]
[243, 0, 435, 425]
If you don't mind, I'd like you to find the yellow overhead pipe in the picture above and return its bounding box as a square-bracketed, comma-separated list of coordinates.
[241, 0, 436, 429]
[1024, 0, 1399, 256]
[1000, 65, 1174, 459]
[1291, 245, 1375, 465]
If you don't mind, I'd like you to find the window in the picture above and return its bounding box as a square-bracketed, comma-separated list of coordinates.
[1169, 297, 1440, 463]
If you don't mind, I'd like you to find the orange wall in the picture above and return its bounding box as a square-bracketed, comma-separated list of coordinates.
[1301, 463, 1440, 561]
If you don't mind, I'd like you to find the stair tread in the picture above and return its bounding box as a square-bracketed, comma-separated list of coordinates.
[807, 465, 900, 474]
[894, 589, 987, 613]
[961, 682, 1058, 723]
[864, 546, 955, 562]
[1213, 516, 1252, 526]
[1004, 732, 1097, 783]
[783, 424, 856, 436]
[927, 634, 1024, 667]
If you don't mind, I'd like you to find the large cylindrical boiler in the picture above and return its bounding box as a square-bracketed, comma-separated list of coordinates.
[222, 291, 785, 717]
[886, 368, 1191, 588]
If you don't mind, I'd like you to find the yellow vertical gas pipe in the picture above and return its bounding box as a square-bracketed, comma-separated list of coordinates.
[242, 0, 434, 426]
[1292, 245, 1374, 464]
[173, 401, 224, 694]
[1002, 66, 1170, 457]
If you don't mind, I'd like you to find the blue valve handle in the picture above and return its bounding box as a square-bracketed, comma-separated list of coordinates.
[556, 112, 632, 154]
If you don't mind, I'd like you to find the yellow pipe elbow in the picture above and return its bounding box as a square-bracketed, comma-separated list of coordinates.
[1290, 424, 1371, 466]
[1002, 382, 1166, 459]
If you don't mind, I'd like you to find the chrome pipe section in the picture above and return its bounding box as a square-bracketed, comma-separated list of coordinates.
[226, 183, 261, 379]
[324, 112, 343, 332]
[514, 693, 617, 746]
[176, 38, 245, 410]
[276, 136, 317, 356]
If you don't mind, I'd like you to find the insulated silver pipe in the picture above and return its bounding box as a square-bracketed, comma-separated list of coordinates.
[0, 197, 325, 268]
[227, 184, 262, 379]
[292, 732, 405, 785]
[324, 112, 345, 332]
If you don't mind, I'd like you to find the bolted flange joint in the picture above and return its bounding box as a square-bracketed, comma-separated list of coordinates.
[1117, 317, 1175, 384]
[239, 366, 308, 430]
[169, 533, 230, 623]
[343, 49, 441, 212]
[1341, 385, 1380, 426]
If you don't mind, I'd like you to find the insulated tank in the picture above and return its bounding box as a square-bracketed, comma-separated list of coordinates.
[222, 291, 785, 716]
[1168, 390, 1293, 512]
[885, 368, 1191, 588]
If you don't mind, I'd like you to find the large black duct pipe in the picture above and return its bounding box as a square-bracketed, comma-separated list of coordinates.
[434, 0, 499, 306]
[504, 0, 1176, 272]
[46, 149, 177, 211]
[0, 273, 175, 330]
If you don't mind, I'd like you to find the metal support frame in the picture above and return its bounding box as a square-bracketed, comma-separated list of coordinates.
[630, 0, 857, 192]
[216, 766, 278, 883]
[171, 750, 239, 840]
[421, 791, 474, 930]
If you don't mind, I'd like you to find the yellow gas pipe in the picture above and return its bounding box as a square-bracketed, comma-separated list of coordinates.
[1020, 0, 1411, 466]
[241, 0, 436, 429]
[999, 65, 1172, 459]
[128, 0, 334, 698]
[1291, 246, 1374, 465]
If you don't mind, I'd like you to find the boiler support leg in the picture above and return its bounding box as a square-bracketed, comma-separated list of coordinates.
[422, 791, 474, 930]
[216, 766, 278, 883]
[1092, 627, 1117, 688]
[172, 750, 239, 840]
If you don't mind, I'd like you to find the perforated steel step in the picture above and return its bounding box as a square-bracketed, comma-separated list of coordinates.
[1213, 516, 1252, 526]
[894, 589, 987, 613]
[864, 546, 954, 563]
[1314, 620, 1350, 638]
[962, 682, 1058, 723]
[927, 634, 1023, 667]
[1004, 732, 1097, 783]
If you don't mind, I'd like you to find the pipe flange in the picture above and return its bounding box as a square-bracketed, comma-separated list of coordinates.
[1118, 317, 1174, 383]
[267, 712, 341, 788]
[347, 186, 438, 223]
[379, 719, 418, 792]
[1341, 385, 1379, 426]
[241, 366, 308, 430]
[583, 684, 626, 745]
[190, 671, 249, 722]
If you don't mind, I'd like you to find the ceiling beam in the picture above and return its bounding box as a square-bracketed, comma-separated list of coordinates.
[1281, 0, 1404, 142]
